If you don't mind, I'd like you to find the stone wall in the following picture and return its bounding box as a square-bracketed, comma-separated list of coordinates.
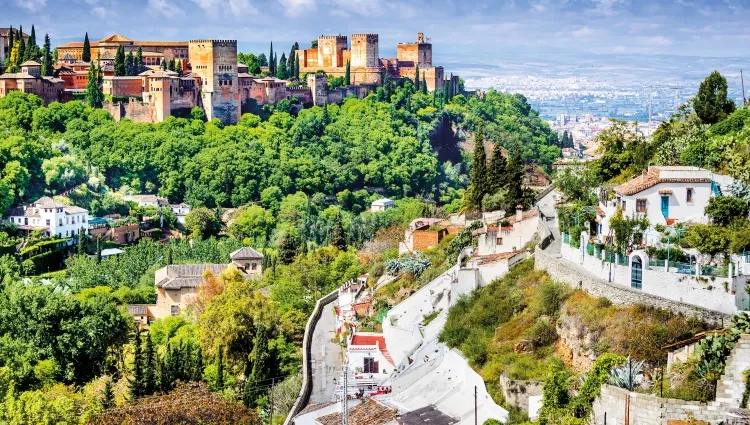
[592, 384, 726, 424]
[535, 245, 730, 325]
[106, 100, 156, 123]
[284, 289, 339, 425]
[498, 374, 543, 412]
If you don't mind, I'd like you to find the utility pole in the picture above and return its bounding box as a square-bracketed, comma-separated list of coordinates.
[741, 69, 746, 106]
[269, 378, 275, 425]
[474, 386, 478, 425]
[342, 361, 349, 425]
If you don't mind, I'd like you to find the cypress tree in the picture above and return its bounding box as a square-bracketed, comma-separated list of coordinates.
[505, 142, 525, 208]
[168, 58, 176, 72]
[5, 41, 19, 73]
[102, 377, 115, 409]
[269, 42, 274, 75]
[85, 61, 104, 108]
[130, 330, 143, 399]
[16, 26, 25, 69]
[96, 236, 102, 263]
[469, 122, 489, 210]
[135, 47, 143, 73]
[414, 64, 420, 90]
[382, 72, 392, 102]
[161, 59, 167, 70]
[144, 332, 156, 395]
[192, 345, 203, 381]
[41, 34, 52, 76]
[27, 25, 37, 61]
[247, 325, 271, 407]
[278, 52, 287, 79]
[82, 32, 91, 62]
[288, 46, 296, 78]
[53, 48, 58, 63]
[175, 60, 182, 76]
[489, 139, 507, 193]
[125, 51, 134, 75]
[242, 360, 253, 407]
[167, 246, 173, 265]
[77, 227, 86, 255]
[215, 345, 225, 391]
[421, 72, 427, 94]
[8, 27, 14, 56]
[114, 45, 126, 76]
[294, 59, 299, 80]
[330, 213, 346, 251]
[170, 343, 181, 382]
[159, 347, 171, 392]
[273, 53, 278, 76]
[344, 60, 351, 86]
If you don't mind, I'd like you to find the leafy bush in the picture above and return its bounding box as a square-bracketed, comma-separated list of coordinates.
[685, 224, 731, 256]
[526, 318, 557, 347]
[705, 196, 749, 225]
[534, 281, 569, 316]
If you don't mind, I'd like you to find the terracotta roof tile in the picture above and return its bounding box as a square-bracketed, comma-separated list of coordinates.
[315, 399, 395, 425]
[615, 167, 712, 196]
[477, 250, 523, 265]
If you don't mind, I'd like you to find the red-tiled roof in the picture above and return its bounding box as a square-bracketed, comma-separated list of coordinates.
[615, 167, 712, 196]
[508, 210, 539, 224]
[595, 207, 606, 217]
[315, 399, 395, 425]
[351, 334, 387, 348]
[477, 250, 523, 265]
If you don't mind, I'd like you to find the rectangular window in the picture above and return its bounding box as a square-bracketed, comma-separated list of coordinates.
[496, 237, 503, 246]
[170, 305, 180, 316]
[251, 263, 257, 270]
[686, 188, 694, 204]
[363, 357, 379, 374]
[636, 199, 647, 213]
[622, 200, 626, 211]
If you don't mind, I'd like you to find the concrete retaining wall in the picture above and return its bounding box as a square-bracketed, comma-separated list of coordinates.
[284, 289, 339, 425]
[535, 245, 730, 325]
[498, 374, 543, 412]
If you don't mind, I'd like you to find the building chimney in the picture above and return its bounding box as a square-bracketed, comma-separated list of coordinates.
[516, 205, 523, 222]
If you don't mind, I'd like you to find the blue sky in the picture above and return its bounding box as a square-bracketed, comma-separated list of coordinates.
[2, 0, 750, 59]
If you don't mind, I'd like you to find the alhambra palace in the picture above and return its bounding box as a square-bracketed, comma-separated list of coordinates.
[0, 31, 459, 125]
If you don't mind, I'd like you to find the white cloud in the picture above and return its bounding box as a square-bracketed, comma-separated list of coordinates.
[191, 0, 257, 19]
[15, 0, 47, 11]
[277, 0, 315, 17]
[148, 0, 182, 17]
[92, 6, 107, 17]
[572, 26, 594, 37]
[228, 0, 258, 16]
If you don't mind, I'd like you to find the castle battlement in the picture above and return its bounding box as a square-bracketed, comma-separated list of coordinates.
[287, 87, 312, 93]
[189, 39, 237, 45]
[318, 35, 347, 41]
[351, 34, 379, 39]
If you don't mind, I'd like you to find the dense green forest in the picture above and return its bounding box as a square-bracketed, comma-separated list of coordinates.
[0, 79, 561, 423]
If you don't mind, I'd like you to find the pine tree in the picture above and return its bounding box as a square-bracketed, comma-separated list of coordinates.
[135, 47, 143, 73]
[469, 122, 489, 210]
[16, 26, 25, 69]
[489, 140, 507, 193]
[130, 330, 143, 399]
[505, 142, 525, 208]
[144, 332, 156, 395]
[114, 45, 126, 76]
[269, 42, 274, 75]
[175, 60, 182, 76]
[41, 34, 52, 76]
[421, 72, 427, 94]
[278, 52, 287, 79]
[215, 345, 225, 391]
[6, 41, 20, 73]
[85, 61, 104, 108]
[344, 60, 351, 86]
[247, 325, 271, 407]
[102, 377, 115, 409]
[258, 53, 268, 67]
[82, 32, 91, 62]
[330, 213, 346, 250]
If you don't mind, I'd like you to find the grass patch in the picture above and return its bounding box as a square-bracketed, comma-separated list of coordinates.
[422, 310, 441, 326]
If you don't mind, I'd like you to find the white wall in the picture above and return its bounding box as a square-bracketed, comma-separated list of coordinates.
[477, 216, 538, 256]
[559, 239, 747, 315]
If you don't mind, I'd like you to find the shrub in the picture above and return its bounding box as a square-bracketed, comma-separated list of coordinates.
[534, 281, 569, 316]
[705, 196, 749, 225]
[526, 318, 558, 347]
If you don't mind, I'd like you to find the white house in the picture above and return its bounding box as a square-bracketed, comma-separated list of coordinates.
[597, 166, 724, 244]
[170, 203, 191, 224]
[476, 207, 539, 256]
[124, 194, 169, 207]
[345, 332, 396, 397]
[3, 197, 89, 239]
[371, 198, 394, 212]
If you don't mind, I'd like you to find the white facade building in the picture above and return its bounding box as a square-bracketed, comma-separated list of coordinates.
[170, 203, 191, 224]
[476, 208, 539, 256]
[597, 166, 725, 244]
[370, 198, 394, 212]
[3, 197, 89, 239]
[345, 332, 396, 397]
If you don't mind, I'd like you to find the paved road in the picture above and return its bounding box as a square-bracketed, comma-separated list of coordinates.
[308, 299, 342, 403]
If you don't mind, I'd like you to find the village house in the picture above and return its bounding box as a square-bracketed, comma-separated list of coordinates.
[370, 198, 394, 212]
[596, 166, 733, 244]
[0, 60, 67, 104]
[151, 248, 263, 319]
[344, 332, 396, 398]
[88, 217, 141, 244]
[3, 196, 88, 240]
[399, 218, 463, 254]
[475, 207, 540, 256]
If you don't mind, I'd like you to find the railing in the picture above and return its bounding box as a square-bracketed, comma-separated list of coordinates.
[671, 262, 696, 275]
[648, 259, 665, 270]
[702, 265, 729, 278]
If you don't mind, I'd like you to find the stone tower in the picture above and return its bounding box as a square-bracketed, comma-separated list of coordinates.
[350, 34, 379, 68]
[307, 73, 328, 107]
[188, 39, 240, 125]
[147, 73, 172, 123]
[317, 35, 347, 68]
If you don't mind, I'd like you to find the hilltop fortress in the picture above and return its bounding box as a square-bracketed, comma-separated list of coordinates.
[0, 31, 456, 125]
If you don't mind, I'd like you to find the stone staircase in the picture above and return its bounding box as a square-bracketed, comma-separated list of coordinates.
[715, 334, 750, 407]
